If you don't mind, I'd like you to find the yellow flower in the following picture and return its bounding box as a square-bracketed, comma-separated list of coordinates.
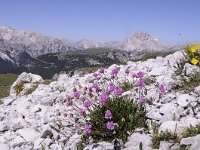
[186, 43, 200, 53]
[193, 43, 200, 50]
[189, 46, 197, 53]
[191, 58, 199, 65]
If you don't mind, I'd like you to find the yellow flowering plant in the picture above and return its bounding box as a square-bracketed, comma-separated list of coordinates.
[185, 43, 200, 65]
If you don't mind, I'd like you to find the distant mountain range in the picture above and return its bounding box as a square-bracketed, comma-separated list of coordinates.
[0, 26, 177, 78]
[74, 32, 167, 51]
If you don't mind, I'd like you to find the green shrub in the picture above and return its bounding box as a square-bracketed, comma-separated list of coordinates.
[173, 58, 187, 76]
[87, 97, 147, 143]
[15, 81, 24, 95]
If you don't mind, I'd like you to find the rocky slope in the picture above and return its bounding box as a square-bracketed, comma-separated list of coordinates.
[0, 51, 200, 149]
[0, 51, 17, 72]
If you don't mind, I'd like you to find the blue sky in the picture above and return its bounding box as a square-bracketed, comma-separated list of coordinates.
[0, 0, 199, 43]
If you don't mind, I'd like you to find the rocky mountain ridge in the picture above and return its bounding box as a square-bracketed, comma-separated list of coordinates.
[0, 26, 167, 57]
[0, 26, 74, 58]
[1, 51, 200, 149]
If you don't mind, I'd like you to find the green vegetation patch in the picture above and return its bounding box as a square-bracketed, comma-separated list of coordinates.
[87, 97, 148, 143]
[182, 124, 200, 138]
[173, 71, 200, 92]
[0, 73, 18, 99]
[152, 131, 180, 149]
[25, 84, 38, 95]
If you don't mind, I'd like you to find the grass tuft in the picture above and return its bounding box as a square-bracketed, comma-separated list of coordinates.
[182, 124, 200, 138]
[152, 131, 180, 149]
[24, 84, 38, 95]
[173, 71, 200, 92]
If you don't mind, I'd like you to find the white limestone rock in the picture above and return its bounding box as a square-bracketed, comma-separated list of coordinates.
[176, 93, 196, 108]
[159, 121, 185, 135]
[33, 138, 44, 149]
[124, 133, 152, 150]
[194, 85, 200, 96]
[10, 72, 43, 97]
[0, 143, 9, 150]
[161, 93, 176, 104]
[83, 142, 113, 150]
[149, 66, 167, 76]
[0, 121, 10, 132]
[3, 96, 16, 106]
[159, 103, 180, 123]
[65, 133, 81, 150]
[183, 63, 200, 76]
[16, 128, 39, 141]
[159, 141, 179, 150]
[10, 136, 26, 148]
[147, 109, 162, 121]
[180, 116, 200, 128]
[180, 134, 200, 150]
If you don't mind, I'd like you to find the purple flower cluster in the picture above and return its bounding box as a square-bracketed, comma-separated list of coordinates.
[135, 71, 145, 78]
[100, 93, 107, 105]
[111, 67, 120, 76]
[107, 82, 115, 93]
[70, 68, 152, 136]
[115, 87, 123, 96]
[139, 96, 145, 105]
[79, 108, 86, 116]
[84, 100, 92, 108]
[84, 124, 92, 134]
[104, 110, 115, 130]
[136, 80, 145, 88]
[92, 83, 99, 91]
[98, 67, 104, 74]
[106, 121, 115, 130]
[73, 91, 80, 99]
[105, 110, 113, 119]
[93, 73, 101, 80]
[159, 85, 166, 93]
[124, 67, 130, 75]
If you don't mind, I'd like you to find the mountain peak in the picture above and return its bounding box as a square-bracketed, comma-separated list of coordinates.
[0, 26, 15, 31]
[130, 32, 159, 42]
[120, 32, 163, 51]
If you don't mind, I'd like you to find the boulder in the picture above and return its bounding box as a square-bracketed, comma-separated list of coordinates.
[124, 133, 152, 150]
[10, 72, 43, 97]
